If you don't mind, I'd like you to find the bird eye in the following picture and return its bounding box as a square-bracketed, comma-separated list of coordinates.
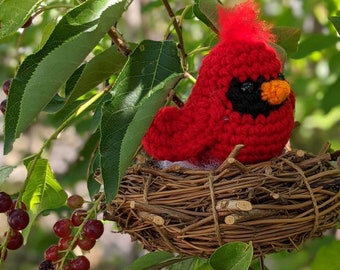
[241, 82, 254, 92]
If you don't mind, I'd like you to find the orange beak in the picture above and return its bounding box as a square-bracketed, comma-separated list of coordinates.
[261, 80, 291, 105]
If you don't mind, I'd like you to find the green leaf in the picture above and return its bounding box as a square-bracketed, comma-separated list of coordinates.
[291, 34, 339, 59]
[126, 251, 175, 270]
[311, 240, 340, 270]
[193, 0, 221, 33]
[0, 165, 15, 187]
[329, 16, 340, 35]
[4, 0, 130, 154]
[21, 158, 68, 241]
[321, 78, 340, 113]
[195, 261, 214, 270]
[0, 0, 42, 40]
[65, 45, 128, 104]
[272, 27, 301, 54]
[99, 40, 182, 202]
[169, 257, 209, 270]
[209, 242, 253, 270]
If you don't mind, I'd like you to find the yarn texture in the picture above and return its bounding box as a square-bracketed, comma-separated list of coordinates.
[142, 0, 295, 165]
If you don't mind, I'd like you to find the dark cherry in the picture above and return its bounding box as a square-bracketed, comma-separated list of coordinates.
[44, 244, 61, 261]
[58, 235, 75, 250]
[0, 192, 12, 213]
[82, 219, 104, 240]
[71, 209, 87, 226]
[70, 255, 90, 270]
[38, 260, 54, 270]
[67, 195, 84, 209]
[53, 218, 73, 238]
[7, 208, 30, 230]
[0, 100, 7, 114]
[6, 230, 24, 250]
[21, 16, 33, 28]
[76, 235, 96, 251]
[2, 79, 11, 95]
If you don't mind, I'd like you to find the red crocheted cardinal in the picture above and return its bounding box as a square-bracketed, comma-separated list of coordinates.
[142, 0, 295, 166]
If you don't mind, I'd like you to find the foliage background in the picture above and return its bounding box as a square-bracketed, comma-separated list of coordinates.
[0, 0, 339, 269]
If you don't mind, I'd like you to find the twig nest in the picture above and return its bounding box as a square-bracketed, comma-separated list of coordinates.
[103, 145, 340, 258]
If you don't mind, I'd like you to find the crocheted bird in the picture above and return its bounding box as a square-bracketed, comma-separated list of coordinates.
[142, 0, 295, 166]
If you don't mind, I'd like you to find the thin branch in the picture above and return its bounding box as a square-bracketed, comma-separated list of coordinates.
[161, 0, 188, 72]
[108, 26, 132, 56]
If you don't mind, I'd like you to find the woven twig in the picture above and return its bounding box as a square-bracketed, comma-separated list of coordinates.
[103, 146, 340, 258]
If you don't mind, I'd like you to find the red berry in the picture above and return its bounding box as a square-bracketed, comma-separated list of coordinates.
[70, 255, 90, 270]
[82, 219, 104, 240]
[76, 235, 96, 251]
[7, 209, 30, 230]
[58, 235, 75, 250]
[6, 230, 24, 250]
[71, 209, 87, 226]
[21, 16, 33, 28]
[0, 99, 7, 114]
[53, 218, 73, 238]
[2, 79, 11, 95]
[44, 244, 61, 261]
[67, 195, 84, 209]
[0, 192, 12, 213]
[38, 260, 53, 270]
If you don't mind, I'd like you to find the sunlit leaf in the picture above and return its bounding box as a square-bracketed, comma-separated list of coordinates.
[99, 40, 183, 202]
[0, 0, 42, 40]
[4, 0, 130, 154]
[21, 158, 68, 241]
[209, 242, 253, 270]
[329, 16, 340, 35]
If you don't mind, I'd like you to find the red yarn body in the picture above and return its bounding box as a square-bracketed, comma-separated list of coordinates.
[142, 0, 295, 165]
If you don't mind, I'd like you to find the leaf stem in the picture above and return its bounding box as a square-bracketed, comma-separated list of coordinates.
[161, 0, 188, 72]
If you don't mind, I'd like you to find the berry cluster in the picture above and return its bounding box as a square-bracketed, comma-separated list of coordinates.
[0, 192, 30, 261]
[39, 194, 104, 270]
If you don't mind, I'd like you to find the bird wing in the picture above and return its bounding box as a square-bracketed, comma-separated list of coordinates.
[142, 97, 223, 162]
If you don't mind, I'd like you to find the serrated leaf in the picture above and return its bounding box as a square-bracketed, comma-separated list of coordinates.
[99, 40, 182, 202]
[291, 34, 339, 59]
[321, 78, 340, 113]
[125, 251, 175, 270]
[193, 0, 221, 33]
[65, 45, 128, 104]
[209, 242, 253, 270]
[272, 27, 301, 54]
[329, 16, 340, 35]
[0, 165, 15, 187]
[0, 0, 42, 40]
[21, 158, 68, 241]
[169, 257, 209, 270]
[4, 0, 130, 154]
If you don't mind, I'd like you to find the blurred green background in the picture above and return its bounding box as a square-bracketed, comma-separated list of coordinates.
[0, 0, 339, 269]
